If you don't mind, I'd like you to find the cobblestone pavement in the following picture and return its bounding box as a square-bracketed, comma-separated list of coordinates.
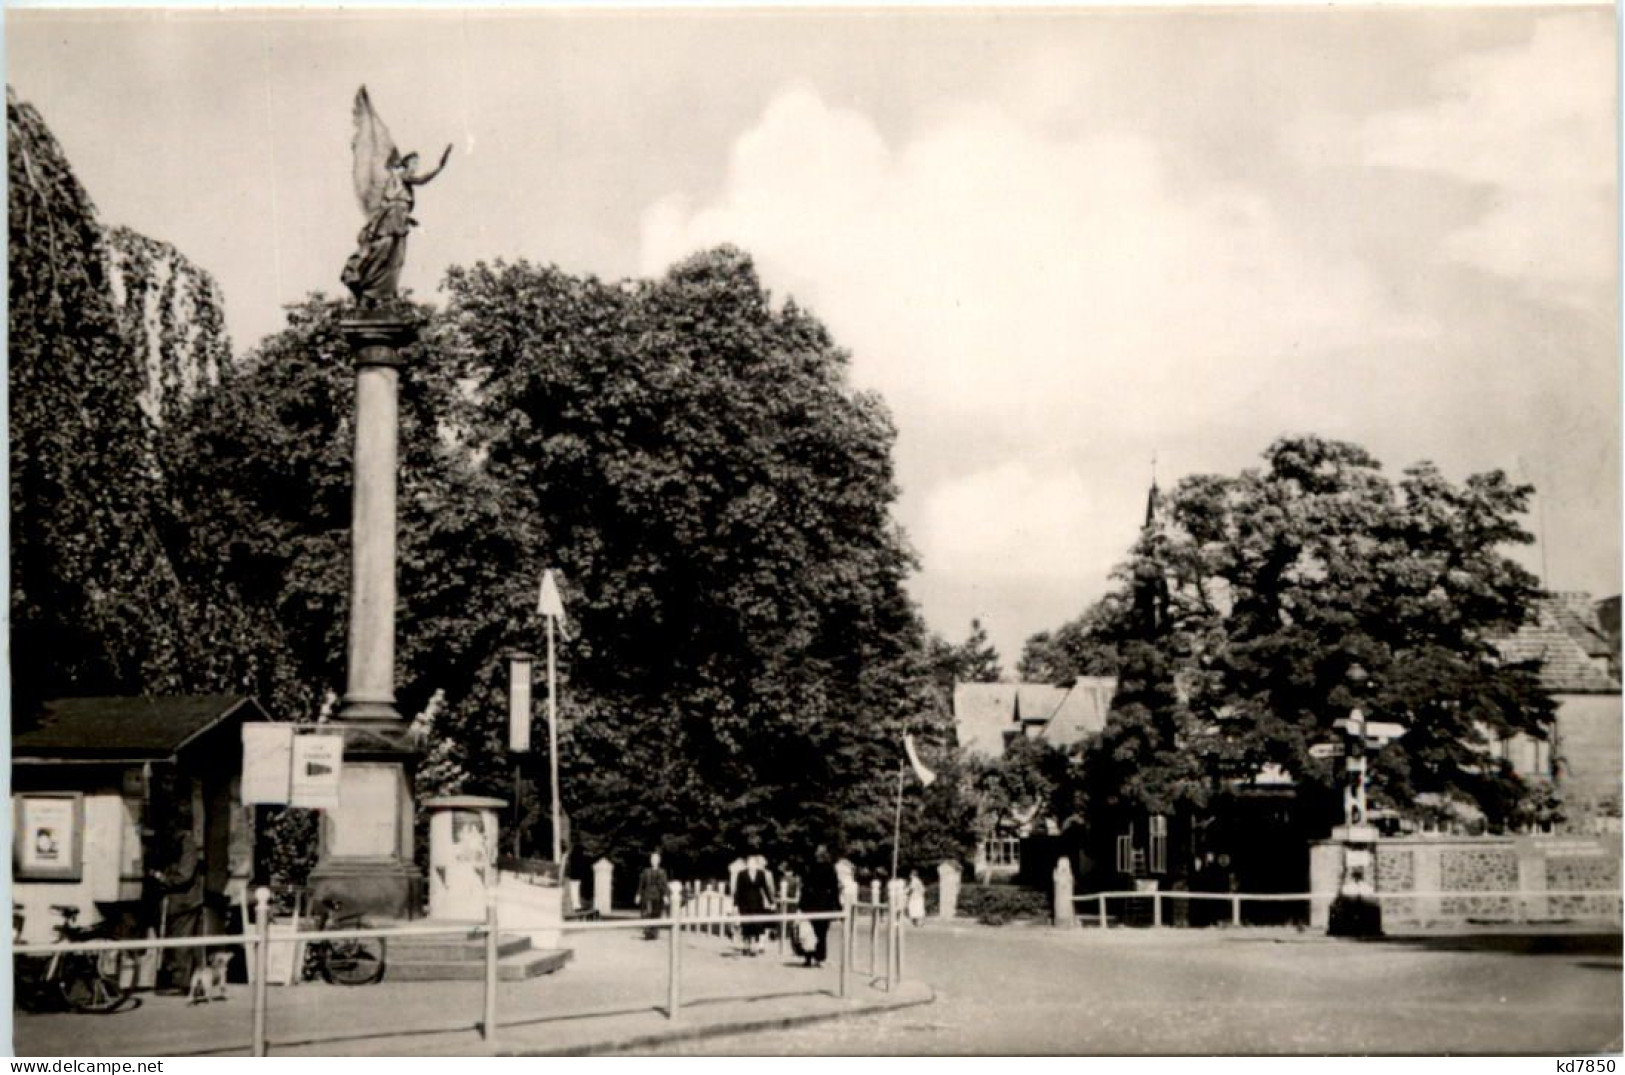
[642, 923, 1623, 1055]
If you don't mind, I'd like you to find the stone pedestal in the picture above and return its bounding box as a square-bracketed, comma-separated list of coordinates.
[426, 796, 505, 921]
[1328, 823, 1382, 937]
[307, 723, 423, 920]
[936, 860, 961, 920]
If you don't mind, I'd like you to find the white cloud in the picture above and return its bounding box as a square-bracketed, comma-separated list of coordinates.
[637, 84, 1430, 660]
[919, 462, 1104, 586]
[641, 85, 1416, 435]
[1350, 14, 1616, 299]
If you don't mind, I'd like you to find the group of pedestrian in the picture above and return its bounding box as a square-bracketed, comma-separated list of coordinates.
[632, 843, 926, 967]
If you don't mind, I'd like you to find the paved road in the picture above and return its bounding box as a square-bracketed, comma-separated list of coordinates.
[643, 924, 1623, 1055]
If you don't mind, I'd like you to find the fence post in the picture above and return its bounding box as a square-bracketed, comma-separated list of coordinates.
[839, 903, 853, 999]
[895, 903, 906, 985]
[666, 880, 682, 1020]
[867, 880, 880, 977]
[778, 879, 790, 956]
[1153, 891, 1162, 928]
[1053, 857, 1075, 928]
[252, 887, 271, 1058]
[1231, 894, 1241, 928]
[482, 887, 499, 1043]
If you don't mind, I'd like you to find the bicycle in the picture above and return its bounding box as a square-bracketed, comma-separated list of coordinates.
[303, 896, 386, 986]
[13, 904, 136, 1014]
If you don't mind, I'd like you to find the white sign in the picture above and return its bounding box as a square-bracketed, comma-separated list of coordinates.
[290, 735, 344, 810]
[1364, 721, 1408, 743]
[242, 724, 295, 805]
[509, 657, 533, 753]
[1309, 742, 1345, 759]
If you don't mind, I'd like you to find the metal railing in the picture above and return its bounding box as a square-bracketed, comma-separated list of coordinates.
[13, 882, 899, 1057]
[1066, 887, 1625, 929]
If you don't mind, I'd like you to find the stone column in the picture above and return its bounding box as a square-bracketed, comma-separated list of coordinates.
[1053, 857, 1075, 928]
[593, 858, 615, 915]
[936, 860, 961, 920]
[338, 316, 413, 721]
[1308, 841, 1343, 928]
[307, 315, 423, 920]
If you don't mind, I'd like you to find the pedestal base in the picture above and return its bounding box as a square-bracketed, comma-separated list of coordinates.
[308, 858, 423, 921]
[1327, 894, 1383, 937]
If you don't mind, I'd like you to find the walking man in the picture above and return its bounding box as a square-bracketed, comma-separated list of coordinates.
[637, 851, 669, 940]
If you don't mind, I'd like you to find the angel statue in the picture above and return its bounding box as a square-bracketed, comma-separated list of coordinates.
[341, 86, 451, 306]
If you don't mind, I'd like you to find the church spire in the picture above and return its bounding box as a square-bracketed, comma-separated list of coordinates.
[1144, 451, 1163, 529]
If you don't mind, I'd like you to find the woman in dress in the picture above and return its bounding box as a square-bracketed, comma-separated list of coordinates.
[906, 869, 927, 927]
[734, 855, 773, 956]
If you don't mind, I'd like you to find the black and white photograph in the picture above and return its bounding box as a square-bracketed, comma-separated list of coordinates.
[6, 3, 1621, 1060]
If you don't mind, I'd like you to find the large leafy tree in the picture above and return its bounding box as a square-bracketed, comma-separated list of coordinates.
[1052, 435, 1554, 834]
[9, 88, 193, 708]
[1017, 596, 1127, 683]
[162, 249, 946, 876]
[440, 249, 939, 871]
[925, 618, 1004, 691]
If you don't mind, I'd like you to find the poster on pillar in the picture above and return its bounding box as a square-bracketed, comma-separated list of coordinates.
[291, 735, 344, 810]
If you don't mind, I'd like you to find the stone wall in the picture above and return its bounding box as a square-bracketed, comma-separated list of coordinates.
[1341, 835, 1624, 927]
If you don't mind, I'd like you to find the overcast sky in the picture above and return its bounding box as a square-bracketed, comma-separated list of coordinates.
[9, 7, 1618, 669]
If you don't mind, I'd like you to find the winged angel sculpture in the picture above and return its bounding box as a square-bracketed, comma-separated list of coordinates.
[341, 87, 451, 306]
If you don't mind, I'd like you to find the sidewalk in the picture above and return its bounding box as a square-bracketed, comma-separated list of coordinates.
[11, 926, 933, 1057]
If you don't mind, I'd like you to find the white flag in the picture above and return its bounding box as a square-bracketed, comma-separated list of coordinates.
[538, 569, 565, 619]
[904, 733, 937, 787]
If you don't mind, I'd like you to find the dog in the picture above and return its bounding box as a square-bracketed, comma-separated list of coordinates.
[187, 951, 233, 1005]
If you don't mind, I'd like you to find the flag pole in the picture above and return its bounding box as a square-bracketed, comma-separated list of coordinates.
[547, 610, 561, 865]
[890, 756, 905, 882]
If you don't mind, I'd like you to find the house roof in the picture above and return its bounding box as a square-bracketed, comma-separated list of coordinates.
[953, 678, 1118, 757]
[13, 695, 272, 763]
[1037, 677, 1117, 747]
[1494, 599, 1620, 694]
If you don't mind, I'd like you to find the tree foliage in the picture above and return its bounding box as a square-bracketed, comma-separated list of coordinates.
[926, 618, 1004, 692]
[153, 248, 955, 875]
[1017, 596, 1127, 683]
[1045, 435, 1555, 833]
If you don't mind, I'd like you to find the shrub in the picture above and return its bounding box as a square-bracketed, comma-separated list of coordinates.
[956, 882, 1049, 926]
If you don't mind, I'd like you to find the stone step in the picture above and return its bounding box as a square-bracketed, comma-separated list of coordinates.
[386, 933, 534, 963]
[385, 947, 571, 982]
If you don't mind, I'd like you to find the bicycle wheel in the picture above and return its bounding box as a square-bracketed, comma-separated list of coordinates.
[59, 951, 130, 1014]
[320, 938, 384, 985]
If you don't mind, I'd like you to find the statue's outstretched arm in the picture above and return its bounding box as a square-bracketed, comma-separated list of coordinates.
[411, 144, 454, 187]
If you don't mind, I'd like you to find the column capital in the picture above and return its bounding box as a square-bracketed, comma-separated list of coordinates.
[341, 313, 419, 365]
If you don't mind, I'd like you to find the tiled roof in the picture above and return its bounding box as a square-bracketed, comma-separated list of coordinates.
[1037, 677, 1117, 747]
[1494, 599, 1620, 694]
[952, 683, 1067, 757]
[1548, 591, 1616, 660]
[13, 695, 271, 761]
[954, 679, 1118, 757]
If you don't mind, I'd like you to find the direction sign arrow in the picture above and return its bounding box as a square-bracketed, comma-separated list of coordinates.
[1309, 742, 1346, 759]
